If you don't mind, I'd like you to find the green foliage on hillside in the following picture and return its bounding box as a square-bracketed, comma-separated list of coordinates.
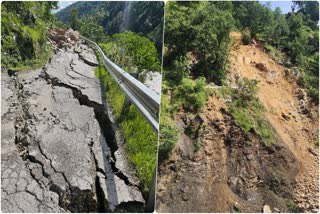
[174, 78, 208, 112]
[159, 1, 235, 162]
[164, 1, 234, 84]
[100, 31, 160, 74]
[56, 1, 164, 55]
[1, 1, 58, 70]
[95, 49, 157, 195]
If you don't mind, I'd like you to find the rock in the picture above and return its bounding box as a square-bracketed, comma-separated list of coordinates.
[266, 70, 277, 83]
[307, 147, 318, 156]
[246, 154, 254, 160]
[64, 28, 79, 41]
[243, 56, 251, 65]
[281, 113, 290, 121]
[228, 177, 239, 186]
[57, 34, 66, 42]
[169, 164, 177, 172]
[263, 205, 272, 213]
[74, 47, 82, 54]
[295, 88, 307, 100]
[233, 202, 241, 212]
[256, 63, 267, 71]
[47, 28, 79, 50]
[204, 147, 213, 155]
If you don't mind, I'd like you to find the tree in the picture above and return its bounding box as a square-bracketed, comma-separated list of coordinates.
[271, 7, 290, 50]
[164, 1, 234, 84]
[69, 8, 80, 30]
[293, 1, 319, 23]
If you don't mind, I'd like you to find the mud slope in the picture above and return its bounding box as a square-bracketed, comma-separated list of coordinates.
[1, 43, 144, 212]
[228, 32, 319, 212]
[156, 33, 318, 213]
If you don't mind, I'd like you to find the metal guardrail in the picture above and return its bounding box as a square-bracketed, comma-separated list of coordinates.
[80, 35, 160, 132]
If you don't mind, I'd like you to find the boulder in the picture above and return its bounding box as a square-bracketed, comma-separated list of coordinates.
[263, 205, 272, 213]
[256, 63, 267, 72]
[65, 29, 79, 41]
[266, 70, 277, 83]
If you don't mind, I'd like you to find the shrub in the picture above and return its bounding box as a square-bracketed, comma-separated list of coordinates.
[174, 77, 208, 112]
[164, 56, 191, 85]
[158, 126, 178, 164]
[241, 27, 251, 45]
[234, 78, 259, 107]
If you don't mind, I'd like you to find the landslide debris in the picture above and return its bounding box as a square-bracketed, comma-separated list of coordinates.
[227, 32, 319, 212]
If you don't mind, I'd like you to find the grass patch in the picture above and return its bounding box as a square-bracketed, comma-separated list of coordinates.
[264, 44, 285, 64]
[286, 199, 299, 212]
[94, 51, 157, 194]
[194, 139, 201, 152]
[219, 78, 274, 146]
[158, 89, 179, 164]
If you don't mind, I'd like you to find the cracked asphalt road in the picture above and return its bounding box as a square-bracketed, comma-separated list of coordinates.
[1, 43, 145, 212]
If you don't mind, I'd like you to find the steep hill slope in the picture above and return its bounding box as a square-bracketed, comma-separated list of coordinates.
[156, 32, 319, 213]
[227, 32, 319, 212]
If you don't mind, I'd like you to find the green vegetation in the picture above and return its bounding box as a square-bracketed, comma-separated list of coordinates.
[95, 45, 158, 195]
[164, 1, 234, 84]
[286, 199, 299, 212]
[221, 78, 274, 146]
[263, 44, 285, 63]
[159, 1, 235, 162]
[1, 2, 58, 70]
[194, 140, 201, 153]
[174, 78, 208, 112]
[100, 31, 160, 76]
[241, 28, 251, 45]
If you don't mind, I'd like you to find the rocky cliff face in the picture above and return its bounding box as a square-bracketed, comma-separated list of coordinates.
[1, 41, 145, 212]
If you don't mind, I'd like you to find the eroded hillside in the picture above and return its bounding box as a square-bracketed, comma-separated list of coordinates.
[156, 32, 319, 213]
[228, 32, 319, 211]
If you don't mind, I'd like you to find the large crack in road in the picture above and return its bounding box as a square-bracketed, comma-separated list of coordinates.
[1, 43, 145, 212]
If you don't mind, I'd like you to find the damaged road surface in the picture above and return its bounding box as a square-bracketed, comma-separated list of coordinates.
[1, 44, 145, 212]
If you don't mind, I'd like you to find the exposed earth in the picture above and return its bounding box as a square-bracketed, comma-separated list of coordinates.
[1, 38, 146, 212]
[156, 32, 319, 213]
